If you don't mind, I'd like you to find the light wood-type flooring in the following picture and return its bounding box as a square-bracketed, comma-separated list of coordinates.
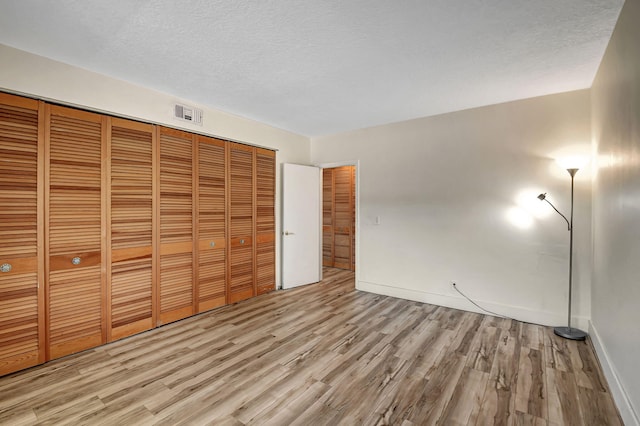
[0, 268, 622, 425]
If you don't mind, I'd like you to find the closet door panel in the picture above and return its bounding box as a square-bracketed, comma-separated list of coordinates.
[0, 94, 44, 375]
[229, 241, 253, 302]
[197, 244, 225, 311]
[196, 136, 226, 312]
[228, 143, 254, 303]
[255, 148, 275, 295]
[48, 267, 102, 358]
[158, 251, 192, 322]
[256, 236, 275, 295]
[109, 119, 154, 340]
[47, 106, 105, 359]
[158, 128, 194, 324]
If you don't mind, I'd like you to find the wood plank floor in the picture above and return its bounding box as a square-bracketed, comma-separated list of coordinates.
[0, 268, 622, 425]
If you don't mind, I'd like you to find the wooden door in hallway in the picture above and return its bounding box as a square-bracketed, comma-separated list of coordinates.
[322, 166, 355, 271]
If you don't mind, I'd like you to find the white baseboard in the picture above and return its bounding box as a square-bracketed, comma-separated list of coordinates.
[589, 321, 640, 426]
[356, 280, 589, 330]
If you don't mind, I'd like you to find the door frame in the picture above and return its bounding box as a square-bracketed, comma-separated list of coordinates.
[315, 160, 360, 284]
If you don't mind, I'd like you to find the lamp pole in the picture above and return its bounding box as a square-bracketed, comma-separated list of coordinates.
[554, 168, 587, 340]
[538, 168, 587, 341]
[567, 168, 577, 332]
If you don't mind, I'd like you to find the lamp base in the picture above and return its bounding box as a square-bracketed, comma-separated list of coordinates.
[554, 326, 587, 341]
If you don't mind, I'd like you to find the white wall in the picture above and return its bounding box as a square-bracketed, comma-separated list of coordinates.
[591, 0, 640, 423]
[0, 43, 311, 288]
[312, 90, 592, 329]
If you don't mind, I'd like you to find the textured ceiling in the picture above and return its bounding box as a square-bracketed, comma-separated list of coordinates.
[0, 0, 624, 137]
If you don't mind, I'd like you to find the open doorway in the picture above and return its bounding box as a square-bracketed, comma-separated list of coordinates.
[322, 165, 356, 272]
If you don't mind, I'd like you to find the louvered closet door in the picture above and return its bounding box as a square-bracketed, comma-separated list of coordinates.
[47, 105, 105, 359]
[351, 166, 356, 271]
[322, 166, 355, 271]
[322, 168, 334, 267]
[0, 94, 45, 376]
[108, 118, 155, 340]
[196, 136, 226, 312]
[158, 127, 194, 325]
[255, 148, 275, 295]
[228, 143, 255, 303]
[333, 166, 354, 270]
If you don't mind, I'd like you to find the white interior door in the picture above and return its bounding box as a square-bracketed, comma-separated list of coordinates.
[282, 163, 321, 289]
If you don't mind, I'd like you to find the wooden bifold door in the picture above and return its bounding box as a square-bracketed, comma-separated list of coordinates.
[108, 118, 156, 340]
[0, 94, 45, 375]
[228, 143, 255, 303]
[158, 127, 195, 325]
[196, 135, 227, 312]
[255, 148, 276, 295]
[0, 92, 276, 377]
[46, 105, 106, 359]
[323, 166, 355, 271]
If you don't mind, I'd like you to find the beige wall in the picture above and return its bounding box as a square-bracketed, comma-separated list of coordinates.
[312, 90, 592, 329]
[0, 43, 312, 288]
[591, 0, 640, 423]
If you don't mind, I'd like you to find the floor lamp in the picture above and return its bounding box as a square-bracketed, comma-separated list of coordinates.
[538, 168, 588, 341]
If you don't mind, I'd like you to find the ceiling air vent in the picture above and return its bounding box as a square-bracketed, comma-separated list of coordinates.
[174, 103, 203, 126]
